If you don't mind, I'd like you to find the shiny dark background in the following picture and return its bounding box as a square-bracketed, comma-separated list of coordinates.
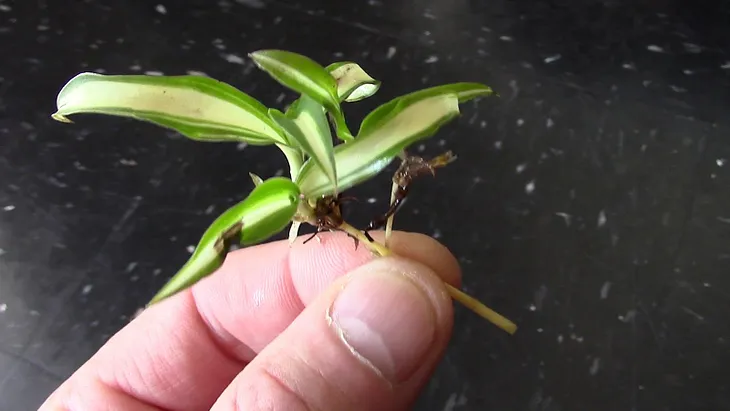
[1, 0, 729, 410]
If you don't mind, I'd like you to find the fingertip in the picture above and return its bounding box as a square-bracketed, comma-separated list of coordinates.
[211, 254, 455, 411]
[367, 231, 462, 288]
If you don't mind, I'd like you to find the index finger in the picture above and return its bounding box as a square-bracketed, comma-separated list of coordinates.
[40, 231, 461, 411]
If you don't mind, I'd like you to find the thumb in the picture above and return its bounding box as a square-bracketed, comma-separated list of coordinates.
[211, 256, 455, 411]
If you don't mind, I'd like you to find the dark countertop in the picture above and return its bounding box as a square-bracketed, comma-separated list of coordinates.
[1, 0, 729, 410]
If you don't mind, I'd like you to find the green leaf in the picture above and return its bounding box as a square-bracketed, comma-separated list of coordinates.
[297, 93, 461, 198]
[148, 177, 300, 305]
[358, 82, 494, 137]
[326, 61, 381, 102]
[248, 49, 354, 141]
[52, 72, 289, 146]
[269, 95, 337, 192]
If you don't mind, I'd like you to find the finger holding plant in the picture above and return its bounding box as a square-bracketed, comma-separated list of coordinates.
[52, 49, 517, 335]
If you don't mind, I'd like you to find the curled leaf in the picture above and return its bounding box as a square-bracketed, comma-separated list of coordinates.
[326, 61, 381, 102]
[148, 177, 300, 304]
[297, 93, 461, 198]
[249, 49, 353, 141]
[52, 72, 288, 146]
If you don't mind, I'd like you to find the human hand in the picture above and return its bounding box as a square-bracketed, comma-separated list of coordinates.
[39, 231, 461, 411]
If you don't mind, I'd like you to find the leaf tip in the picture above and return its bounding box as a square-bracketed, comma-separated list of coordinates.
[51, 112, 73, 123]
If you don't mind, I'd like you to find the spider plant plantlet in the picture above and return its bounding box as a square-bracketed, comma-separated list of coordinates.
[51, 49, 517, 335]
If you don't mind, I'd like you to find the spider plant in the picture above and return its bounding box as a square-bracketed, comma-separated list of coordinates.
[51, 49, 516, 334]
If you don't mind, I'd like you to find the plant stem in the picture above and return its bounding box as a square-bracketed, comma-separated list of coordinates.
[338, 221, 517, 335]
[384, 181, 398, 247]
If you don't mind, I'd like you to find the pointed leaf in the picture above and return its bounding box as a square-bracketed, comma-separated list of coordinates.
[326, 61, 381, 102]
[249, 172, 264, 186]
[359, 82, 494, 137]
[297, 93, 461, 198]
[269, 95, 337, 191]
[249, 49, 354, 141]
[148, 177, 301, 304]
[52, 72, 288, 146]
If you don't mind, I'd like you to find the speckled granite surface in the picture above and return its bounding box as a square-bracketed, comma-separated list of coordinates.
[1, 0, 729, 410]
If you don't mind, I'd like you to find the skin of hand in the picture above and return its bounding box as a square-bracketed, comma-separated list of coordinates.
[39, 230, 462, 411]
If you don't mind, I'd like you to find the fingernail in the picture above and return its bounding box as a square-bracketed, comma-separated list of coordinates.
[330, 260, 438, 383]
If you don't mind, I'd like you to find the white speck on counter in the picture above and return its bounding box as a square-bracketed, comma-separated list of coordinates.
[186, 245, 195, 253]
[528, 304, 537, 311]
[129, 64, 141, 71]
[0, 4, 11, 12]
[480, 120, 487, 128]
[81, 284, 93, 295]
[683, 42, 702, 53]
[683, 69, 695, 75]
[647, 44, 665, 53]
[618, 309, 637, 323]
[367, 197, 377, 204]
[537, 328, 543, 333]
[3, 205, 14, 211]
[544, 54, 561, 63]
[557, 334, 564, 343]
[144, 70, 164, 76]
[119, 158, 137, 166]
[716, 158, 726, 167]
[721, 62, 730, 69]
[681, 306, 705, 321]
[386, 46, 397, 59]
[441, 391, 468, 411]
[622, 62, 636, 70]
[425, 55, 439, 63]
[0, 249, 5, 256]
[432, 229, 442, 239]
[597, 210, 607, 227]
[186, 70, 208, 76]
[703, 282, 711, 287]
[516, 163, 527, 174]
[499, 35, 513, 42]
[275, 93, 286, 104]
[669, 85, 687, 93]
[494, 140, 503, 150]
[600, 281, 611, 299]
[516, 118, 524, 126]
[236, 142, 248, 151]
[153, 268, 162, 276]
[205, 205, 215, 215]
[234, 0, 266, 8]
[212, 38, 226, 50]
[155, 4, 167, 14]
[525, 180, 536, 194]
[223, 53, 245, 64]
[546, 118, 554, 128]
[0, 303, 7, 313]
[126, 262, 138, 272]
[589, 357, 601, 375]
[555, 212, 571, 226]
